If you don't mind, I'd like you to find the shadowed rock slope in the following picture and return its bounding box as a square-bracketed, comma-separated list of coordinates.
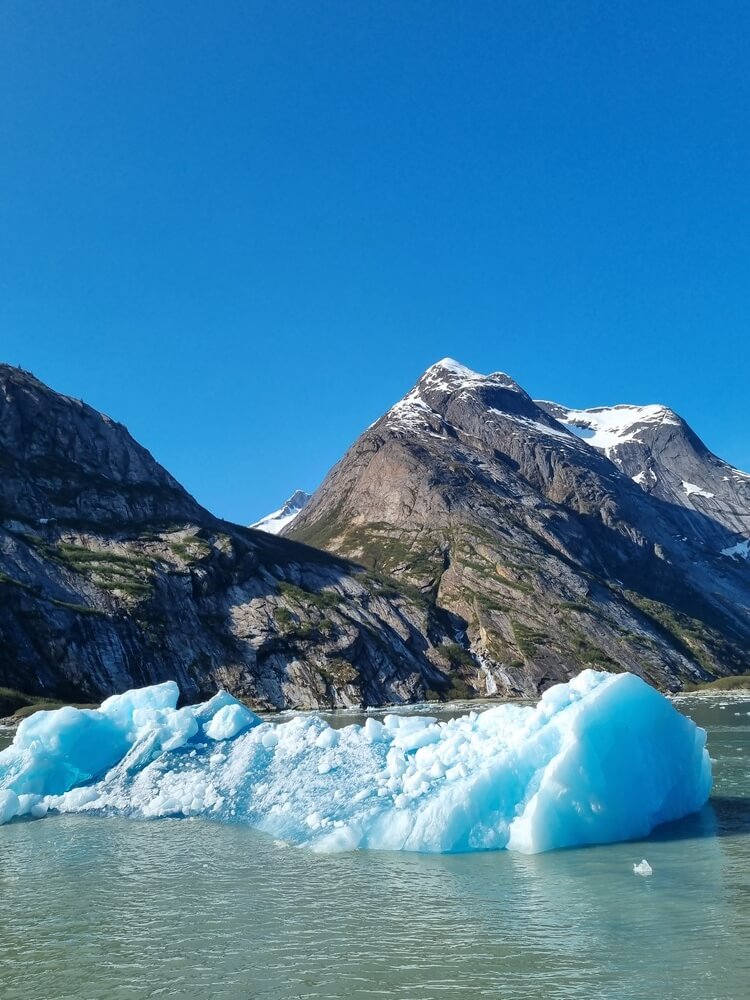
[288, 359, 750, 695]
[0, 365, 457, 709]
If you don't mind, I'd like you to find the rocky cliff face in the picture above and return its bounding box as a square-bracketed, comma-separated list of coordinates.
[288, 359, 750, 695]
[0, 366, 456, 709]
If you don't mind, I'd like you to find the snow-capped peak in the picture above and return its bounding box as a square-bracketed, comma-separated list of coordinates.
[423, 358, 523, 393]
[382, 359, 541, 437]
[431, 357, 482, 379]
[250, 490, 312, 535]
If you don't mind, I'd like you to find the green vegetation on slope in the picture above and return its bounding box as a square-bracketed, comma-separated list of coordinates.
[0, 687, 95, 720]
[684, 674, 750, 692]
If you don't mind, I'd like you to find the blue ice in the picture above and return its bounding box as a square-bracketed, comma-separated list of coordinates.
[0, 670, 712, 853]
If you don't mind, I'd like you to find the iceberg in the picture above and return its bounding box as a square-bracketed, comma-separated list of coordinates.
[0, 670, 712, 854]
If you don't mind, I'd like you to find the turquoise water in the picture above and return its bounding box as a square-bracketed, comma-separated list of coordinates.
[0, 694, 748, 999]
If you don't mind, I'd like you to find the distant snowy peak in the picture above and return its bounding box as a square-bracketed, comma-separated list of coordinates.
[250, 490, 311, 535]
[286, 354, 750, 689]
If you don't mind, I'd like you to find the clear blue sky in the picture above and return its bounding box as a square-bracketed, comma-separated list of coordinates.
[1, 1, 748, 523]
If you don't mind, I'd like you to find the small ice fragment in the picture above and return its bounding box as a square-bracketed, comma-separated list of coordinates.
[204, 703, 257, 741]
[633, 859, 653, 876]
[314, 728, 339, 749]
[363, 718, 386, 742]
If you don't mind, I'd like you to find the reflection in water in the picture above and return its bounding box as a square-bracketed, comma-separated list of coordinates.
[708, 795, 750, 836]
[0, 696, 747, 999]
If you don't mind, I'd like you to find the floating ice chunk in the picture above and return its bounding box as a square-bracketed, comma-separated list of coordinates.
[8, 706, 130, 798]
[99, 681, 180, 735]
[260, 728, 279, 749]
[0, 671, 712, 855]
[393, 725, 442, 753]
[633, 859, 653, 876]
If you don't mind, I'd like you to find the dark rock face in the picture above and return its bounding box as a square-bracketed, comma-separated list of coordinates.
[0, 366, 200, 527]
[288, 359, 750, 695]
[0, 366, 454, 709]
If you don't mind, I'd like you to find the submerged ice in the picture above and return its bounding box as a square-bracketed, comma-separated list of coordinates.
[0, 670, 712, 854]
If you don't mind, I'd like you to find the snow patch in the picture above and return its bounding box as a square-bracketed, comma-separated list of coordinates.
[721, 539, 750, 560]
[0, 671, 712, 855]
[385, 388, 437, 433]
[551, 404, 680, 455]
[681, 481, 715, 500]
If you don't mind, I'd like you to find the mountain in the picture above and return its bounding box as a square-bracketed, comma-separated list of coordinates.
[287, 358, 750, 695]
[250, 490, 311, 534]
[0, 365, 457, 710]
[537, 400, 750, 554]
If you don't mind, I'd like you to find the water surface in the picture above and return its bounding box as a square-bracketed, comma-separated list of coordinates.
[0, 695, 748, 999]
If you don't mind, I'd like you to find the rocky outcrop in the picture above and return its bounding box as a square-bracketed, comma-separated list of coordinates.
[288, 359, 750, 695]
[0, 366, 456, 709]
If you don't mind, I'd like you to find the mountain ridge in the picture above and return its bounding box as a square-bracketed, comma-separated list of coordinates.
[3, 358, 748, 709]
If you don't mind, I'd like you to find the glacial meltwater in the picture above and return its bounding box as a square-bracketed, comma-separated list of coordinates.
[1, 693, 748, 1000]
